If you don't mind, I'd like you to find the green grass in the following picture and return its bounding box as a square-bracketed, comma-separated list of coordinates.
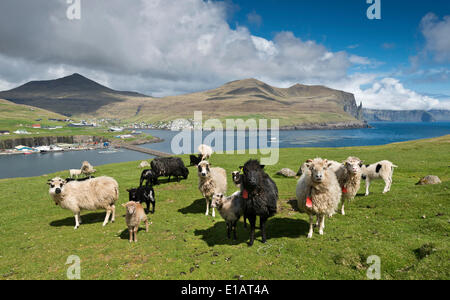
[0, 136, 449, 280]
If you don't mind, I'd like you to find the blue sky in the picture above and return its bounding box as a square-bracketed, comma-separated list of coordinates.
[226, 0, 450, 97]
[0, 0, 449, 110]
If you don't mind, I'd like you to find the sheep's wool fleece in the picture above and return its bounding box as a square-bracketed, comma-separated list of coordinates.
[199, 168, 227, 198]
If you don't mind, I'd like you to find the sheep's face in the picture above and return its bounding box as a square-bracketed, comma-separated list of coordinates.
[231, 171, 241, 185]
[47, 177, 66, 197]
[241, 160, 265, 189]
[197, 161, 211, 178]
[306, 159, 332, 184]
[122, 202, 137, 215]
[344, 157, 363, 175]
[211, 193, 224, 208]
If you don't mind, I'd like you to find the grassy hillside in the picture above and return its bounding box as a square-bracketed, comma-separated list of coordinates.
[0, 136, 448, 279]
[1, 74, 364, 127]
[91, 78, 362, 127]
[0, 99, 153, 142]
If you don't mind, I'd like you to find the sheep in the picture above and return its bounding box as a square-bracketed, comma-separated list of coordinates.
[122, 201, 149, 243]
[151, 157, 189, 183]
[211, 191, 244, 240]
[81, 161, 96, 177]
[231, 171, 242, 188]
[47, 176, 119, 230]
[139, 161, 150, 169]
[197, 161, 227, 218]
[198, 144, 213, 160]
[139, 169, 158, 187]
[361, 161, 398, 196]
[297, 160, 341, 176]
[127, 185, 156, 214]
[69, 169, 82, 179]
[189, 154, 203, 166]
[240, 159, 278, 246]
[335, 157, 363, 215]
[296, 158, 341, 238]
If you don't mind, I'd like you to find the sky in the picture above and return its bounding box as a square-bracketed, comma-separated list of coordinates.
[0, 0, 449, 110]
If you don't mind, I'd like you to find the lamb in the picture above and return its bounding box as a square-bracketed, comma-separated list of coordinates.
[240, 159, 278, 246]
[139, 169, 158, 187]
[151, 157, 189, 183]
[231, 171, 242, 188]
[361, 161, 398, 196]
[296, 158, 341, 238]
[139, 161, 150, 169]
[335, 157, 363, 215]
[69, 169, 82, 179]
[198, 144, 213, 161]
[47, 176, 119, 229]
[197, 161, 227, 218]
[122, 201, 149, 243]
[127, 185, 156, 214]
[211, 191, 244, 240]
[81, 161, 96, 177]
[189, 154, 203, 166]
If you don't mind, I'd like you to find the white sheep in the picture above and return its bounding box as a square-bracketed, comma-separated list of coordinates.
[361, 160, 398, 196]
[335, 156, 363, 215]
[69, 169, 82, 179]
[297, 160, 341, 176]
[296, 158, 341, 238]
[197, 161, 227, 217]
[81, 161, 96, 177]
[211, 191, 244, 240]
[47, 176, 119, 229]
[198, 144, 213, 161]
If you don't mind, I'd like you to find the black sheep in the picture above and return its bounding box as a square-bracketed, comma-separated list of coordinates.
[140, 169, 158, 187]
[189, 154, 203, 166]
[240, 159, 278, 246]
[151, 157, 189, 183]
[127, 186, 156, 214]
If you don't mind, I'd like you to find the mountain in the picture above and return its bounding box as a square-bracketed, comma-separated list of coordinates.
[363, 109, 450, 122]
[0, 75, 365, 128]
[0, 73, 150, 117]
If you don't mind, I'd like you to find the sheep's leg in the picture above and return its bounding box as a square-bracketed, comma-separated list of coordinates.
[307, 214, 314, 238]
[110, 205, 115, 223]
[134, 226, 138, 243]
[319, 215, 325, 235]
[145, 219, 149, 233]
[248, 215, 256, 246]
[382, 178, 389, 194]
[233, 221, 238, 240]
[212, 206, 216, 218]
[365, 179, 371, 196]
[103, 208, 111, 227]
[226, 223, 231, 239]
[128, 227, 133, 243]
[260, 217, 268, 244]
[341, 200, 346, 216]
[205, 198, 210, 216]
[74, 213, 80, 230]
[315, 215, 319, 227]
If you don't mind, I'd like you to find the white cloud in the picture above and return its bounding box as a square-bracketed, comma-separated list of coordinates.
[420, 13, 450, 63]
[0, 0, 447, 111]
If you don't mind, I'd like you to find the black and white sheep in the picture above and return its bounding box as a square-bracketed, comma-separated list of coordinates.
[47, 176, 119, 229]
[151, 157, 189, 183]
[240, 159, 278, 246]
[361, 160, 398, 196]
[139, 169, 158, 187]
[127, 185, 156, 214]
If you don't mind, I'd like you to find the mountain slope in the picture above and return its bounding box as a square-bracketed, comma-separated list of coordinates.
[0, 73, 150, 116]
[92, 78, 365, 127]
[1, 75, 365, 128]
[362, 109, 446, 122]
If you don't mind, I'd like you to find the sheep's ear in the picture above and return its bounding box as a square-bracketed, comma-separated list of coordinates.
[327, 162, 333, 168]
[259, 164, 265, 169]
[121, 203, 127, 208]
[46, 180, 52, 185]
[306, 159, 313, 163]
